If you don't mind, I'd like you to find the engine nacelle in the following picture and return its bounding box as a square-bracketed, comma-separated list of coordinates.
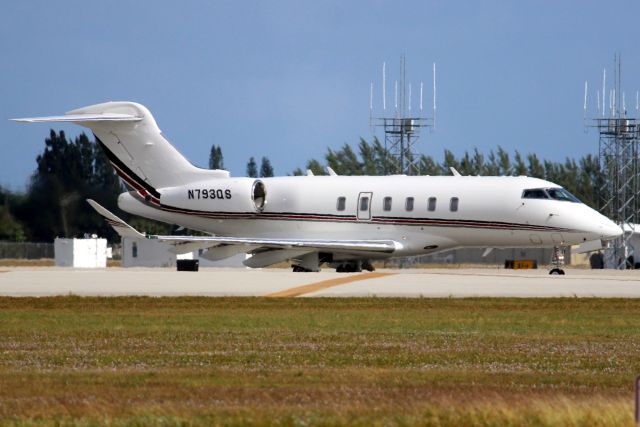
[159, 178, 266, 213]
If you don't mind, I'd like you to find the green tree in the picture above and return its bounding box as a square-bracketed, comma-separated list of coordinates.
[260, 157, 274, 177]
[209, 145, 224, 169]
[14, 131, 124, 242]
[485, 150, 501, 176]
[496, 146, 511, 176]
[513, 151, 527, 176]
[526, 153, 545, 179]
[0, 190, 26, 241]
[443, 150, 460, 174]
[419, 154, 442, 175]
[246, 157, 258, 178]
[326, 144, 361, 175]
[306, 159, 325, 175]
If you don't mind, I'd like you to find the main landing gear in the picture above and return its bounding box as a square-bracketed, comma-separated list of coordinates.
[292, 265, 314, 272]
[549, 245, 566, 275]
[289, 255, 376, 273]
[335, 260, 375, 273]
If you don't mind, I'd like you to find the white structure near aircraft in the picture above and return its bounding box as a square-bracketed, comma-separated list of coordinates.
[121, 237, 245, 268]
[15, 102, 622, 274]
[54, 236, 107, 268]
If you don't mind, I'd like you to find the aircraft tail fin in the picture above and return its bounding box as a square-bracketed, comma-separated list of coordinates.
[87, 199, 146, 239]
[14, 102, 229, 200]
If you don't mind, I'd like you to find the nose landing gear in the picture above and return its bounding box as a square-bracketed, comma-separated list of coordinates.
[549, 245, 566, 275]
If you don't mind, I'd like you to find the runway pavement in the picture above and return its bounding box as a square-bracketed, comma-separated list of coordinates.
[1, 266, 640, 297]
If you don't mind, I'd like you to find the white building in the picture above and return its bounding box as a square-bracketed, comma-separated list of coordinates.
[121, 237, 245, 268]
[54, 237, 107, 268]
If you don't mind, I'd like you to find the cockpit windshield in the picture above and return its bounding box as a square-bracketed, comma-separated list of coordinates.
[522, 188, 581, 203]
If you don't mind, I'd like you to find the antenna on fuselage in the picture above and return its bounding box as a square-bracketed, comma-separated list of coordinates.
[325, 166, 338, 176]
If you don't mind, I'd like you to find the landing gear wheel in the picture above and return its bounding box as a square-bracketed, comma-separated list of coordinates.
[362, 261, 375, 272]
[292, 265, 312, 272]
[335, 262, 362, 273]
[549, 245, 566, 276]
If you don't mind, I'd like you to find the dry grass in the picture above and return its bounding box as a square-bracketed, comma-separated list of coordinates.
[0, 259, 54, 267]
[0, 259, 122, 267]
[0, 297, 638, 426]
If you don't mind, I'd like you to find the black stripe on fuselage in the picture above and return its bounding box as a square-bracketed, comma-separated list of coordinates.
[94, 134, 161, 199]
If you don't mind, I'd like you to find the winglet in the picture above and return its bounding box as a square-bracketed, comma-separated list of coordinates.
[86, 199, 146, 239]
[450, 167, 461, 176]
[326, 166, 338, 176]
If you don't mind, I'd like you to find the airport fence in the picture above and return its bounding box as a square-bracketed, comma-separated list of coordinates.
[0, 241, 54, 259]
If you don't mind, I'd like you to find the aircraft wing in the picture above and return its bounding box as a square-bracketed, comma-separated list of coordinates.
[87, 199, 400, 256]
[154, 235, 398, 253]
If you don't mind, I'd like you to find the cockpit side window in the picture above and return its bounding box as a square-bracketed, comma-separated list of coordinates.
[522, 189, 549, 199]
[522, 188, 581, 203]
[547, 188, 581, 203]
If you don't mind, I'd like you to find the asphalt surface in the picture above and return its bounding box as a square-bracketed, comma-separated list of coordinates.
[1, 267, 640, 297]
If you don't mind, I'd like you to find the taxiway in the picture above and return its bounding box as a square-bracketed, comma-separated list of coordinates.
[1, 267, 640, 297]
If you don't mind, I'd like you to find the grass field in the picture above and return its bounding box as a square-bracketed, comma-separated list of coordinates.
[0, 297, 639, 426]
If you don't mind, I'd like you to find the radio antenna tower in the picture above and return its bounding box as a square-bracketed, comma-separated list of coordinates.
[370, 55, 435, 175]
[585, 53, 640, 269]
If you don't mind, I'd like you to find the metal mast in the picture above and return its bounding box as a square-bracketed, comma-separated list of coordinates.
[370, 55, 435, 175]
[586, 54, 640, 269]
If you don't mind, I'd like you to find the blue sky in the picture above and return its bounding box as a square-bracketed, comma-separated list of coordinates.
[2, 1, 639, 190]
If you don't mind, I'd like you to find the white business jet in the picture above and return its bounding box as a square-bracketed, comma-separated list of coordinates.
[14, 102, 621, 274]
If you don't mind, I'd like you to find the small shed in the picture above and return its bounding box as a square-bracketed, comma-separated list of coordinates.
[54, 237, 107, 268]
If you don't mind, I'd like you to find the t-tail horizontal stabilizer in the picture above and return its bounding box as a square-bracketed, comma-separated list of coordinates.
[11, 113, 142, 123]
[86, 199, 146, 239]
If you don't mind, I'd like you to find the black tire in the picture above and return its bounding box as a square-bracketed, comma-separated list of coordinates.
[176, 259, 199, 272]
[362, 261, 375, 272]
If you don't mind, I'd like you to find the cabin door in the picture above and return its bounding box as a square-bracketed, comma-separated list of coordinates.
[357, 192, 373, 221]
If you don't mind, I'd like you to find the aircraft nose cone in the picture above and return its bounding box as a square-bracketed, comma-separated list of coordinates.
[599, 220, 622, 240]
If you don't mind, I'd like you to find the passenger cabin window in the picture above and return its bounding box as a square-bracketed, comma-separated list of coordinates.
[450, 197, 459, 212]
[383, 196, 392, 211]
[336, 197, 346, 211]
[405, 197, 414, 211]
[359, 196, 370, 211]
[428, 197, 436, 212]
[521, 188, 581, 203]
